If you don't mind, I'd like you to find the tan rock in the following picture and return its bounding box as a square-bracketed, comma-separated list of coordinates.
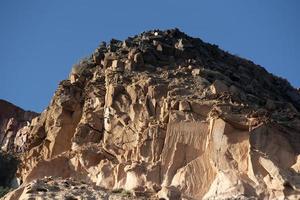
[191, 68, 200, 76]
[178, 101, 190, 111]
[210, 80, 228, 94]
[133, 52, 144, 66]
[111, 60, 124, 72]
[156, 44, 163, 52]
[4, 29, 300, 200]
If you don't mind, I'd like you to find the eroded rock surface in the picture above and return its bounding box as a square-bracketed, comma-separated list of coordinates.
[0, 100, 38, 153]
[2, 29, 300, 200]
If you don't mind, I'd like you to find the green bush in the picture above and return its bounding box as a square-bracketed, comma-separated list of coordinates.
[111, 188, 123, 193]
[71, 56, 94, 75]
[111, 188, 132, 197]
[0, 186, 10, 198]
[121, 189, 132, 197]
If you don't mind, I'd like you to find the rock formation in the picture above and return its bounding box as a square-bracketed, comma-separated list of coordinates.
[0, 100, 38, 153]
[2, 28, 300, 200]
[0, 100, 37, 195]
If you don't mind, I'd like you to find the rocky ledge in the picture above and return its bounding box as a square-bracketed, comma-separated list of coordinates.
[1, 29, 300, 200]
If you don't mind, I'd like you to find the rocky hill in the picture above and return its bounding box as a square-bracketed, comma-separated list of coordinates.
[1, 29, 300, 200]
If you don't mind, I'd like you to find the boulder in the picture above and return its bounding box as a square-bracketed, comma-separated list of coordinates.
[178, 101, 190, 111]
[210, 80, 228, 94]
[134, 52, 144, 67]
[111, 60, 124, 72]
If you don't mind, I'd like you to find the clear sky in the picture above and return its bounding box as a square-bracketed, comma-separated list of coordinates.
[0, 0, 299, 112]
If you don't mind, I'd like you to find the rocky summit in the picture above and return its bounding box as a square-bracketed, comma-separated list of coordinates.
[1, 28, 300, 200]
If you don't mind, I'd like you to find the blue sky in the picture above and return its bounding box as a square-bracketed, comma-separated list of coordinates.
[0, 0, 299, 112]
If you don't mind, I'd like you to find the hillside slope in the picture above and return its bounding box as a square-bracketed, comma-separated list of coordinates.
[2, 29, 300, 200]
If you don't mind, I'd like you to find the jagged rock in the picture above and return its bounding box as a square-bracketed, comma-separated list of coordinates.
[93, 51, 105, 65]
[112, 60, 124, 72]
[210, 79, 228, 94]
[157, 186, 181, 200]
[2, 29, 300, 200]
[178, 101, 190, 111]
[191, 68, 200, 77]
[104, 52, 118, 68]
[0, 100, 38, 153]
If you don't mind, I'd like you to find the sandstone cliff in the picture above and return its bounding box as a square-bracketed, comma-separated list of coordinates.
[2, 29, 300, 200]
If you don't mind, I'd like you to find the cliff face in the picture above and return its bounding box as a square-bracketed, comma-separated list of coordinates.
[2, 29, 300, 200]
[0, 100, 38, 153]
[0, 100, 37, 191]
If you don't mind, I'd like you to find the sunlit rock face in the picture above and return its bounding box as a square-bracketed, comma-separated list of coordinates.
[2, 29, 300, 200]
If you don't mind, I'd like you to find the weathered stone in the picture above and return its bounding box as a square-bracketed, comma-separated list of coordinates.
[175, 38, 193, 50]
[178, 100, 190, 111]
[210, 80, 228, 94]
[93, 51, 104, 64]
[133, 52, 144, 66]
[190, 102, 212, 116]
[111, 60, 124, 72]
[191, 68, 200, 76]
[3, 29, 300, 200]
[156, 44, 163, 52]
[103, 52, 117, 68]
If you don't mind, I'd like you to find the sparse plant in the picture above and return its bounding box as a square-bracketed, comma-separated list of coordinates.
[0, 151, 19, 193]
[71, 56, 94, 75]
[0, 186, 10, 198]
[111, 188, 132, 197]
[111, 188, 123, 193]
[121, 189, 132, 197]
